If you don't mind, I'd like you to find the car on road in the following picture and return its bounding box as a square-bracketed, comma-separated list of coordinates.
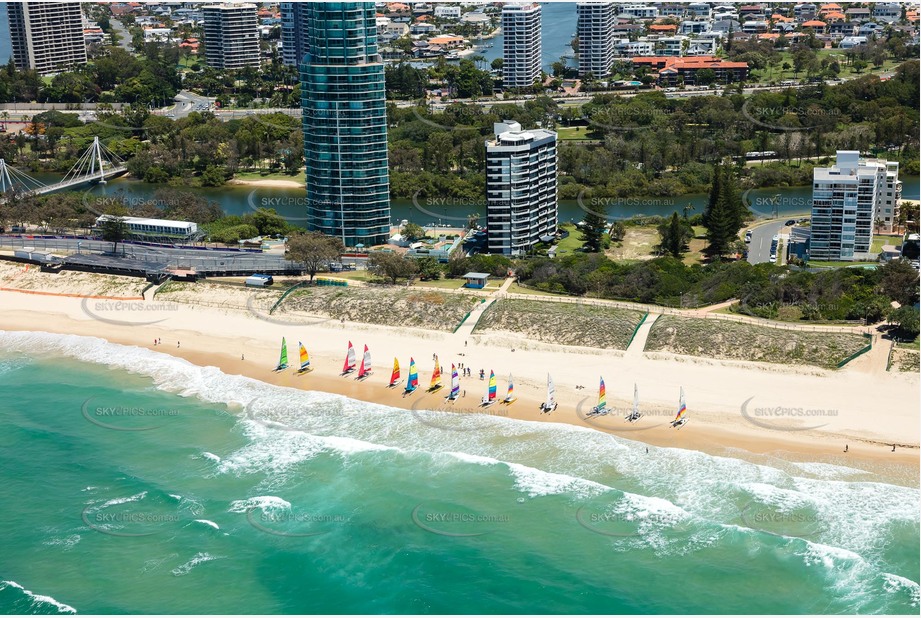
[784, 219, 796, 226]
[744, 230, 752, 242]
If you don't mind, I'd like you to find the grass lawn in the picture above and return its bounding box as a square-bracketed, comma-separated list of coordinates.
[607, 225, 659, 261]
[806, 260, 878, 269]
[234, 170, 303, 182]
[323, 270, 374, 282]
[555, 223, 585, 255]
[413, 278, 469, 290]
[871, 234, 904, 253]
[897, 339, 920, 350]
[556, 126, 599, 141]
[506, 282, 571, 297]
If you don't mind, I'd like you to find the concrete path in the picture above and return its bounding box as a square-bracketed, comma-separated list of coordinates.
[452, 276, 514, 341]
[625, 313, 659, 357]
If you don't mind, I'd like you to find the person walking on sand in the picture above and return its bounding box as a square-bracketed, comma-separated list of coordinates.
[892, 444, 896, 452]
[177, 341, 180, 348]
[241, 354, 245, 361]
[844, 444, 848, 453]
[465, 340, 468, 347]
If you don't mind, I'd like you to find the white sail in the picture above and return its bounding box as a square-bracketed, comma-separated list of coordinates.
[363, 347, 371, 372]
[633, 383, 639, 416]
[347, 345, 356, 367]
[546, 373, 555, 406]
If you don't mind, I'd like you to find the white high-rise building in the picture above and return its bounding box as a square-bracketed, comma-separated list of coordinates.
[810, 151, 900, 261]
[501, 3, 541, 90]
[203, 3, 260, 69]
[7, 1, 87, 75]
[576, 3, 615, 77]
[485, 121, 558, 256]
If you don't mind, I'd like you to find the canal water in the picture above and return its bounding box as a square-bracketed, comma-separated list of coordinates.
[475, 3, 578, 71]
[74, 175, 920, 229]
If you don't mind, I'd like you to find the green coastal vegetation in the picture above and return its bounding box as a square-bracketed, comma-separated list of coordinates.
[645, 316, 869, 369]
[472, 299, 645, 350]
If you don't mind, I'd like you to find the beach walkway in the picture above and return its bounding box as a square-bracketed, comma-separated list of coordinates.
[453, 276, 514, 341]
[625, 313, 659, 357]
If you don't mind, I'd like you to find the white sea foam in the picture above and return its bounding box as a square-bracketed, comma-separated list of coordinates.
[228, 496, 291, 514]
[42, 535, 81, 551]
[171, 552, 219, 577]
[96, 491, 148, 509]
[192, 519, 220, 531]
[200, 452, 222, 463]
[882, 573, 920, 608]
[4, 330, 917, 585]
[790, 461, 872, 479]
[0, 580, 77, 614]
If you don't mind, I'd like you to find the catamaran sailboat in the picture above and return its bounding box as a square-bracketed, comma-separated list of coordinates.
[502, 374, 516, 405]
[342, 341, 356, 375]
[356, 345, 372, 380]
[404, 358, 419, 395]
[389, 358, 400, 387]
[428, 355, 443, 392]
[481, 370, 497, 407]
[273, 337, 288, 372]
[447, 364, 460, 401]
[295, 341, 312, 374]
[670, 387, 688, 428]
[540, 373, 557, 413]
[587, 376, 610, 417]
[625, 383, 641, 422]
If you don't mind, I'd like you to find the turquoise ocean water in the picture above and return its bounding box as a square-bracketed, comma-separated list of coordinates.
[0, 331, 918, 614]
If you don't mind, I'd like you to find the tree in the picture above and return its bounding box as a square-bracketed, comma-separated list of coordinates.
[581, 206, 608, 253]
[657, 212, 693, 258]
[878, 259, 921, 306]
[609, 221, 626, 242]
[888, 306, 920, 341]
[467, 212, 480, 230]
[368, 252, 417, 284]
[250, 208, 289, 236]
[401, 222, 425, 241]
[415, 256, 442, 281]
[100, 215, 129, 255]
[286, 231, 344, 282]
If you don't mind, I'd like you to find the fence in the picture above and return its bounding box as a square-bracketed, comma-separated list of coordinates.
[836, 335, 873, 368]
[886, 340, 896, 372]
[269, 281, 308, 315]
[626, 312, 650, 349]
[315, 278, 348, 287]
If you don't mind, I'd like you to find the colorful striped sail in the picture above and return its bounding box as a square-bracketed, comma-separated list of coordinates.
[488, 370, 497, 401]
[298, 341, 310, 371]
[429, 355, 442, 389]
[406, 358, 418, 391]
[389, 358, 400, 386]
[598, 376, 606, 409]
[343, 341, 356, 373]
[449, 364, 459, 400]
[504, 374, 515, 403]
[275, 337, 288, 370]
[358, 345, 371, 378]
[632, 383, 639, 418]
[675, 387, 687, 423]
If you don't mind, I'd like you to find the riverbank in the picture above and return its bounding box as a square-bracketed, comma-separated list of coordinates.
[0, 285, 916, 476]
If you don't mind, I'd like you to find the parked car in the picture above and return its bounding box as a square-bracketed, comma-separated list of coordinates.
[784, 219, 796, 226]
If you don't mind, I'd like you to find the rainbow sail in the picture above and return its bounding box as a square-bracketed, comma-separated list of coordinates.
[672, 387, 688, 427]
[342, 341, 356, 374]
[488, 370, 497, 401]
[357, 345, 371, 379]
[389, 358, 400, 386]
[274, 337, 288, 371]
[503, 374, 516, 404]
[296, 341, 310, 372]
[429, 355, 442, 391]
[405, 357, 418, 393]
[598, 377, 606, 408]
[448, 364, 460, 400]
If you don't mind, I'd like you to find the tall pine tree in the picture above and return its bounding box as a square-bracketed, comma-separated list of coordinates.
[581, 204, 608, 253]
[703, 164, 723, 229]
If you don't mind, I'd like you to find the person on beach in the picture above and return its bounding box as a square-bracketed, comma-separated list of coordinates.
[241, 354, 244, 361]
[844, 444, 848, 453]
[177, 341, 180, 348]
[892, 444, 896, 452]
[465, 341, 467, 347]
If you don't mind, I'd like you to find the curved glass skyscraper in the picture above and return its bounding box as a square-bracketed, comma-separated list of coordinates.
[300, 2, 390, 246]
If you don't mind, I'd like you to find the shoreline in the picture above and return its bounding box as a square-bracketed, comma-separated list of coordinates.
[0, 289, 917, 476]
[228, 177, 304, 189]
